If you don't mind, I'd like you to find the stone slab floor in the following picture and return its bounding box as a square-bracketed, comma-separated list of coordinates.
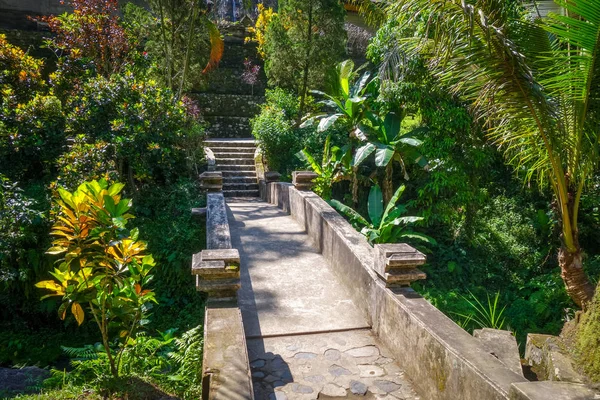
[228, 199, 419, 400]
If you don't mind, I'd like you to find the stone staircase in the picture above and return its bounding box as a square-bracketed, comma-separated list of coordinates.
[206, 139, 259, 198]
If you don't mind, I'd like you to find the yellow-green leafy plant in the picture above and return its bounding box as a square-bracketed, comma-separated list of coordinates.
[36, 179, 157, 378]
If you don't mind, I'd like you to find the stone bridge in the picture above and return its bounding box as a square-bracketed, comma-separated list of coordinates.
[193, 142, 596, 400]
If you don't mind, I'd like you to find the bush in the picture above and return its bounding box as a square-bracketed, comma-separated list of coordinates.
[0, 176, 50, 319]
[61, 70, 204, 189]
[252, 88, 349, 178]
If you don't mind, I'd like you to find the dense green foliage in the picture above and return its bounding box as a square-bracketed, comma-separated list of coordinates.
[261, 0, 346, 116]
[251, 88, 348, 178]
[0, 1, 208, 396]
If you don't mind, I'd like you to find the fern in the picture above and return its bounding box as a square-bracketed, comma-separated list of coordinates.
[61, 344, 104, 361]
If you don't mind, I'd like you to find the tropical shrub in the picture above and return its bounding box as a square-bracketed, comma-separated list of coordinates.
[330, 184, 434, 245]
[61, 70, 204, 189]
[35, 180, 157, 378]
[296, 135, 351, 200]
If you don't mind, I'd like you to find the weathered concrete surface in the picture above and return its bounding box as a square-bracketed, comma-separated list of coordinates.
[509, 381, 599, 400]
[206, 193, 232, 250]
[203, 305, 253, 400]
[248, 330, 420, 399]
[525, 334, 585, 383]
[261, 182, 530, 400]
[227, 200, 370, 338]
[474, 328, 523, 377]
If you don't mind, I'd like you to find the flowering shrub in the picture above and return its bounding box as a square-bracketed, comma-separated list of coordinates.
[241, 58, 261, 95]
[42, 0, 131, 77]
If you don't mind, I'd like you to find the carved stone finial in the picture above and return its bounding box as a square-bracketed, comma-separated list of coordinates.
[292, 171, 318, 191]
[373, 244, 427, 287]
[192, 249, 240, 299]
[199, 171, 223, 192]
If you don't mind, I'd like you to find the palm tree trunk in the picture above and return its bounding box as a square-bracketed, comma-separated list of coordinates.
[558, 245, 595, 310]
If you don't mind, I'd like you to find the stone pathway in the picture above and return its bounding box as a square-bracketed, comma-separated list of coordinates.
[228, 199, 419, 399]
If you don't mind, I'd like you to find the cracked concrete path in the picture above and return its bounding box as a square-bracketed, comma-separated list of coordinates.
[227, 199, 419, 399]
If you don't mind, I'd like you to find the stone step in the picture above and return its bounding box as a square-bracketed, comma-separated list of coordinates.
[220, 170, 257, 177]
[209, 147, 256, 154]
[223, 176, 257, 184]
[213, 152, 255, 159]
[223, 189, 260, 198]
[191, 93, 264, 118]
[205, 139, 256, 148]
[216, 164, 256, 172]
[223, 182, 259, 191]
[216, 158, 255, 166]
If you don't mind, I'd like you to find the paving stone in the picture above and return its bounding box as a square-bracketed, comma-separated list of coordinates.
[305, 374, 325, 384]
[287, 344, 300, 351]
[324, 349, 341, 361]
[252, 371, 265, 378]
[332, 337, 347, 346]
[292, 383, 314, 394]
[320, 383, 347, 397]
[251, 359, 266, 368]
[345, 345, 380, 358]
[274, 369, 293, 382]
[328, 364, 352, 377]
[294, 352, 318, 360]
[359, 364, 385, 378]
[374, 380, 402, 393]
[265, 374, 279, 383]
[350, 380, 369, 395]
[273, 380, 285, 387]
[269, 392, 288, 400]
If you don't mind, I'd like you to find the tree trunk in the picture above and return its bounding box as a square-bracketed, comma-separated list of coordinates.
[297, 0, 313, 124]
[558, 245, 595, 310]
[383, 163, 393, 204]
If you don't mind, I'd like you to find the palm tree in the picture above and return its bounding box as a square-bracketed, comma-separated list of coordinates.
[364, 0, 600, 309]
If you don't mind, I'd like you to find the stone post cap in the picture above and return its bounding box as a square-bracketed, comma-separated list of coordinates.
[265, 171, 282, 183]
[292, 171, 318, 190]
[192, 248, 240, 298]
[199, 171, 223, 192]
[373, 243, 427, 287]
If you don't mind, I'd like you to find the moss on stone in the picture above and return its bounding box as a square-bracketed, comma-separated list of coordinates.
[575, 284, 600, 382]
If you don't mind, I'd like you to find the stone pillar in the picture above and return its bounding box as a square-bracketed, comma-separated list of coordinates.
[373, 244, 426, 287]
[199, 171, 223, 192]
[292, 171, 318, 191]
[192, 249, 241, 299]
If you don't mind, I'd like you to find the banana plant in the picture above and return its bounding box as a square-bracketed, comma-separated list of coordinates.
[301, 59, 377, 205]
[296, 135, 352, 200]
[329, 184, 435, 245]
[353, 112, 428, 203]
[302, 59, 376, 135]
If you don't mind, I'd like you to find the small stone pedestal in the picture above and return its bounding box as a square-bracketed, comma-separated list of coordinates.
[373, 244, 427, 287]
[199, 171, 223, 192]
[265, 171, 281, 183]
[192, 249, 240, 299]
[292, 171, 318, 191]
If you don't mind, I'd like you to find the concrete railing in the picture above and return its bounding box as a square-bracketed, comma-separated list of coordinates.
[192, 177, 253, 400]
[259, 177, 567, 400]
